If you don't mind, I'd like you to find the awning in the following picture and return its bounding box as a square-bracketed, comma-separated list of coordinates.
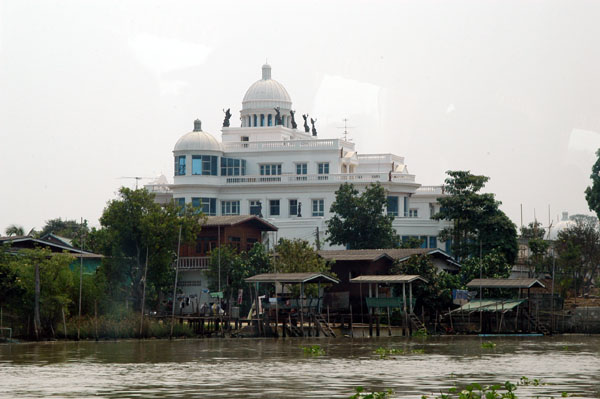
[453, 299, 526, 313]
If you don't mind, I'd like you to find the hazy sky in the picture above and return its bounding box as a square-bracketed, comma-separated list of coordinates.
[1, 0, 599, 234]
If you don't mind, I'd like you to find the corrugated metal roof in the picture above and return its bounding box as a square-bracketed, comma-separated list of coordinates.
[202, 215, 278, 231]
[466, 278, 546, 289]
[245, 272, 339, 284]
[350, 275, 428, 284]
[318, 248, 432, 261]
[454, 299, 526, 313]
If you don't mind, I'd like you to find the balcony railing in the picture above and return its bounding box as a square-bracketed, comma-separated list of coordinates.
[222, 138, 353, 152]
[175, 257, 210, 270]
[415, 185, 445, 195]
[223, 172, 416, 185]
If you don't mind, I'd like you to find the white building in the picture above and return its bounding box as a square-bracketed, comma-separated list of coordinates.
[148, 64, 450, 250]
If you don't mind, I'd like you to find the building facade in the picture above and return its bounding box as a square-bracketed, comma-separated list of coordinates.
[147, 64, 450, 250]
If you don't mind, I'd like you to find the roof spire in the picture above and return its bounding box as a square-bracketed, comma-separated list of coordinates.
[193, 119, 202, 132]
[262, 63, 271, 80]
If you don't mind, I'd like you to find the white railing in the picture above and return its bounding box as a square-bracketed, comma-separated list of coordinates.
[223, 172, 416, 185]
[415, 185, 445, 195]
[222, 139, 352, 152]
[357, 153, 405, 163]
[145, 184, 172, 193]
[176, 257, 211, 270]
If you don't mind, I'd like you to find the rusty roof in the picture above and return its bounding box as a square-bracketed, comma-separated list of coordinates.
[350, 274, 429, 284]
[466, 278, 546, 289]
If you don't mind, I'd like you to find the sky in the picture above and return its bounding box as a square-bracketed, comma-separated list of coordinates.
[1, 0, 599, 234]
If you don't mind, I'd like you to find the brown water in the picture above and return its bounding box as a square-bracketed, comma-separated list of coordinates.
[0, 335, 599, 398]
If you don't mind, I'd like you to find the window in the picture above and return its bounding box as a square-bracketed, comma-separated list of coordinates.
[268, 114, 273, 126]
[192, 197, 216, 216]
[249, 200, 262, 216]
[260, 114, 265, 126]
[403, 197, 409, 217]
[318, 162, 329, 180]
[253, 115, 257, 127]
[289, 199, 298, 216]
[175, 198, 185, 215]
[260, 164, 282, 176]
[420, 236, 427, 248]
[174, 156, 186, 176]
[221, 200, 240, 215]
[409, 209, 418, 218]
[228, 236, 241, 251]
[295, 163, 307, 181]
[429, 236, 437, 249]
[445, 239, 452, 254]
[221, 157, 246, 176]
[191, 155, 218, 176]
[387, 196, 399, 216]
[312, 199, 324, 217]
[269, 200, 280, 216]
[318, 162, 329, 174]
[241, 136, 249, 142]
[246, 237, 258, 251]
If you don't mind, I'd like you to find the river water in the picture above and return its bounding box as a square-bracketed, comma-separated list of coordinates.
[0, 335, 599, 398]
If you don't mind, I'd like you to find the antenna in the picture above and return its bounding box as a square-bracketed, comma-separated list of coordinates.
[118, 176, 153, 190]
[336, 118, 356, 142]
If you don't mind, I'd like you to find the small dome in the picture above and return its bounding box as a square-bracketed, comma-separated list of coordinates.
[174, 120, 222, 152]
[242, 64, 292, 111]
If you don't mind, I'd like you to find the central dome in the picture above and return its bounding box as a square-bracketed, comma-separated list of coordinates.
[242, 64, 292, 111]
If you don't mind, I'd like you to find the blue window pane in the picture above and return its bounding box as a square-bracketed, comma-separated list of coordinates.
[192, 156, 202, 175]
[268, 114, 272, 126]
[429, 236, 437, 249]
[260, 114, 265, 126]
[420, 236, 427, 248]
[387, 196, 398, 216]
[175, 156, 186, 176]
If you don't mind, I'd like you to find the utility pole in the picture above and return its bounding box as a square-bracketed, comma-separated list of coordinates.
[77, 217, 84, 340]
[170, 226, 182, 339]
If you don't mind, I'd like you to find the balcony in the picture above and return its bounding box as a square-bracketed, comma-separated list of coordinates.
[223, 172, 416, 185]
[415, 185, 445, 195]
[222, 138, 353, 152]
[175, 257, 210, 270]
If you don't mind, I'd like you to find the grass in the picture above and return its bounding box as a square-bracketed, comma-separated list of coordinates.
[481, 341, 497, 349]
[301, 344, 325, 356]
[350, 387, 393, 398]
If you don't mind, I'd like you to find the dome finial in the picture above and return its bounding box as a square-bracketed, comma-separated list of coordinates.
[262, 63, 271, 80]
[193, 119, 202, 132]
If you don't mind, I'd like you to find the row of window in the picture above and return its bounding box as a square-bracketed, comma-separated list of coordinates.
[176, 198, 325, 217]
[175, 156, 329, 178]
[245, 114, 290, 127]
[400, 235, 438, 249]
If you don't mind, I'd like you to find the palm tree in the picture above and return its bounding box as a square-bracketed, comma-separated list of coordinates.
[5, 224, 25, 236]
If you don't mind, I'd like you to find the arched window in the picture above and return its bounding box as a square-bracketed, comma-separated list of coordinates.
[260, 114, 265, 126]
[253, 114, 257, 127]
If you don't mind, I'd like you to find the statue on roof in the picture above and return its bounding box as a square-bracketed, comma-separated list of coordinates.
[273, 107, 282, 125]
[310, 118, 317, 136]
[222, 108, 231, 127]
[302, 114, 310, 133]
[290, 110, 297, 129]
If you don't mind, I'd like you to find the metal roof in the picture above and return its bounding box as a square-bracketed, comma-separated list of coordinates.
[350, 275, 428, 284]
[245, 273, 339, 284]
[466, 278, 546, 289]
[317, 248, 460, 268]
[453, 299, 526, 313]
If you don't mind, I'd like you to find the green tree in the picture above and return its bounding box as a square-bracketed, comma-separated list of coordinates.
[391, 255, 458, 312]
[38, 218, 89, 246]
[207, 243, 272, 309]
[433, 170, 518, 263]
[4, 224, 24, 237]
[91, 187, 204, 311]
[8, 248, 75, 337]
[520, 221, 545, 240]
[458, 248, 512, 285]
[585, 148, 600, 220]
[555, 217, 600, 297]
[326, 182, 398, 249]
[399, 237, 424, 249]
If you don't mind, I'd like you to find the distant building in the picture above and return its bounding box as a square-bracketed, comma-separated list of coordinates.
[0, 234, 103, 273]
[146, 63, 451, 250]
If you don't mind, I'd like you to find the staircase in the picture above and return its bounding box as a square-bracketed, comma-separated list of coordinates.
[315, 315, 336, 337]
[523, 308, 551, 335]
[408, 313, 426, 332]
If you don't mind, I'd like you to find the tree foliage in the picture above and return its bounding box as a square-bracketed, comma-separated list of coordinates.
[90, 187, 204, 311]
[520, 221, 545, 240]
[326, 183, 398, 249]
[4, 224, 24, 237]
[391, 255, 458, 312]
[207, 243, 272, 309]
[38, 218, 90, 246]
[585, 148, 600, 221]
[433, 170, 518, 264]
[458, 248, 512, 285]
[555, 217, 600, 297]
